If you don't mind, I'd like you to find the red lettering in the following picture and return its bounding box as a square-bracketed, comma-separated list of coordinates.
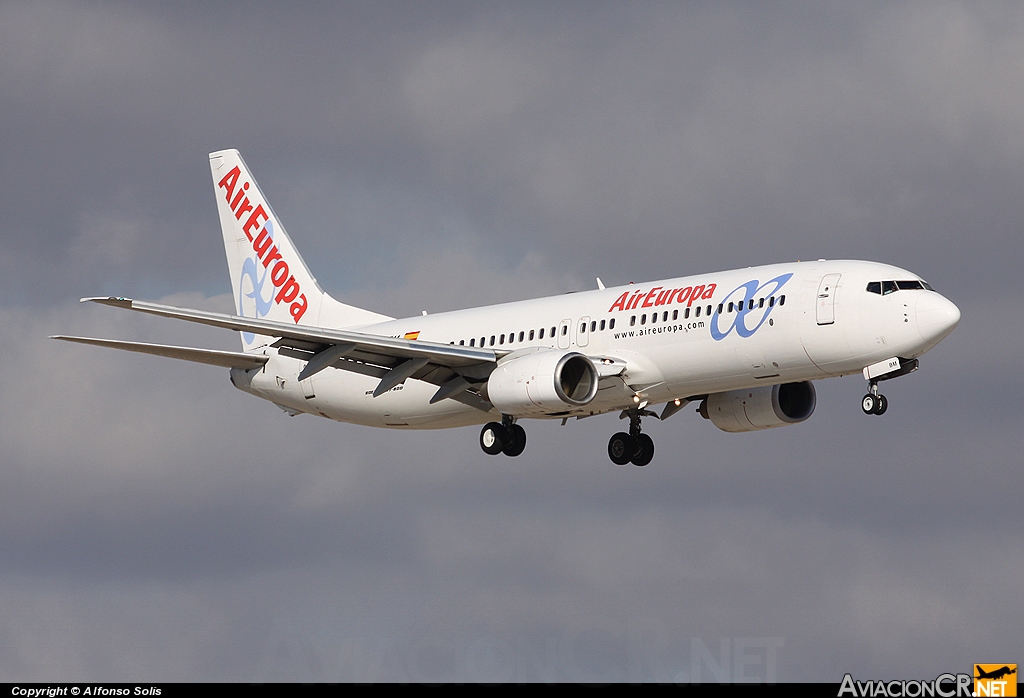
[252, 228, 273, 257]
[218, 166, 240, 204]
[262, 245, 282, 269]
[234, 196, 254, 221]
[608, 291, 629, 312]
[230, 181, 250, 212]
[666, 288, 680, 304]
[628, 292, 643, 310]
[275, 275, 300, 304]
[688, 285, 705, 307]
[642, 287, 661, 308]
[701, 283, 716, 299]
[271, 260, 289, 287]
[676, 286, 692, 304]
[654, 289, 670, 306]
[242, 205, 268, 241]
[290, 294, 308, 323]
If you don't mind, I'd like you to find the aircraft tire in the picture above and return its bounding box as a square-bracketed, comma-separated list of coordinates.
[503, 424, 527, 457]
[631, 433, 655, 467]
[480, 422, 507, 455]
[608, 432, 634, 466]
[861, 394, 878, 415]
[874, 394, 888, 415]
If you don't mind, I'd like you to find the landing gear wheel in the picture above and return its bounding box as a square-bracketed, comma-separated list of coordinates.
[874, 394, 888, 415]
[502, 424, 527, 457]
[631, 433, 655, 467]
[608, 432, 634, 466]
[480, 422, 507, 455]
[861, 394, 879, 415]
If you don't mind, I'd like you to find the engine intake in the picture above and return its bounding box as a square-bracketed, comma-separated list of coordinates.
[487, 350, 599, 415]
[700, 381, 816, 433]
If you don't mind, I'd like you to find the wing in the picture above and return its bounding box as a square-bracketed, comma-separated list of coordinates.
[82, 297, 504, 410]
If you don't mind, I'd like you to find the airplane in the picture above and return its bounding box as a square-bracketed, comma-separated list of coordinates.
[975, 666, 1016, 681]
[53, 149, 961, 466]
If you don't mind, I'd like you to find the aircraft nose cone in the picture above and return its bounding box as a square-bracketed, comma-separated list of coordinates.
[916, 292, 960, 346]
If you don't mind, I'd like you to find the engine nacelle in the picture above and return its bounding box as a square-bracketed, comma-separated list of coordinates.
[487, 350, 599, 415]
[699, 381, 816, 433]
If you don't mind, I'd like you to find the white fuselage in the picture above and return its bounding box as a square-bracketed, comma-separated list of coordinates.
[235, 259, 960, 429]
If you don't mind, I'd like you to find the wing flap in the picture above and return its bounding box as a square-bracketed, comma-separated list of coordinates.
[51, 336, 269, 370]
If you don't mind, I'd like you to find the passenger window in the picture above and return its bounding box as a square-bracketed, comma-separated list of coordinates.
[630, 316, 636, 326]
[641, 314, 647, 325]
[538, 328, 544, 339]
[662, 311, 668, 321]
[695, 306, 701, 317]
[489, 336, 495, 346]
[459, 340, 464, 345]
[470, 338, 475, 347]
[499, 334, 505, 345]
[609, 318, 615, 329]
[882, 281, 897, 295]
[580, 322, 587, 333]
[779, 295, 786, 306]
[727, 302, 734, 313]
[529, 330, 535, 340]
[866, 282, 881, 294]
[599, 320, 605, 331]
[707, 305, 712, 316]
[717, 303, 723, 314]
[759, 298, 764, 308]
[551, 326, 556, 337]
[519, 331, 525, 342]
[769, 297, 775, 307]
[561, 325, 567, 336]
[748, 299, 754, 311]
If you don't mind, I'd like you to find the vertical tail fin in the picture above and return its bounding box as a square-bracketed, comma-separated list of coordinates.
[209, 149, 390, 349]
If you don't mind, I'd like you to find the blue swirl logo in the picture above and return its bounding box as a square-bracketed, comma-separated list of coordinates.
[237, 219, 276, 343]
[710, 272, 793, 341]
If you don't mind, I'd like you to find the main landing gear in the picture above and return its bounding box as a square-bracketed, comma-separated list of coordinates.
[480, 415, 527, 457]
[608, 409, 654, 467]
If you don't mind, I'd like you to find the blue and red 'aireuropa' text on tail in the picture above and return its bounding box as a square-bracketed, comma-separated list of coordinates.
[218, 165, 308, 323]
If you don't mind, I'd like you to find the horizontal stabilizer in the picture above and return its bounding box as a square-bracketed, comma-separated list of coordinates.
[51, 335, 269, 370]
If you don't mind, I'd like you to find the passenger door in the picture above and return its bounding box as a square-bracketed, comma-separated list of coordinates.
[816, 273, 841, 325]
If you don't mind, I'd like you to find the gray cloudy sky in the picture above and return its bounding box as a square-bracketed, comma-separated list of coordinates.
[1, 1, 1021, 682]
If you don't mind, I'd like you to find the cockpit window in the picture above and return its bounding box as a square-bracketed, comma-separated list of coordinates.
[868, 279, 932, 294]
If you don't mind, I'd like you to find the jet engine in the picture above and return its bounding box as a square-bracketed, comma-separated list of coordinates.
[699, 381, 816, 433]
[487, 350, 599, 415]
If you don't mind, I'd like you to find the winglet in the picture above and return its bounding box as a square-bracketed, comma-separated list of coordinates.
[81, 296, 134, 308]
[596, 277, 606, 290]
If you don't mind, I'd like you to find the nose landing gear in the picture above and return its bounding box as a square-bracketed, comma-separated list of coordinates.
[608, 409, 654, 466]
[861, 388, 888, 415]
